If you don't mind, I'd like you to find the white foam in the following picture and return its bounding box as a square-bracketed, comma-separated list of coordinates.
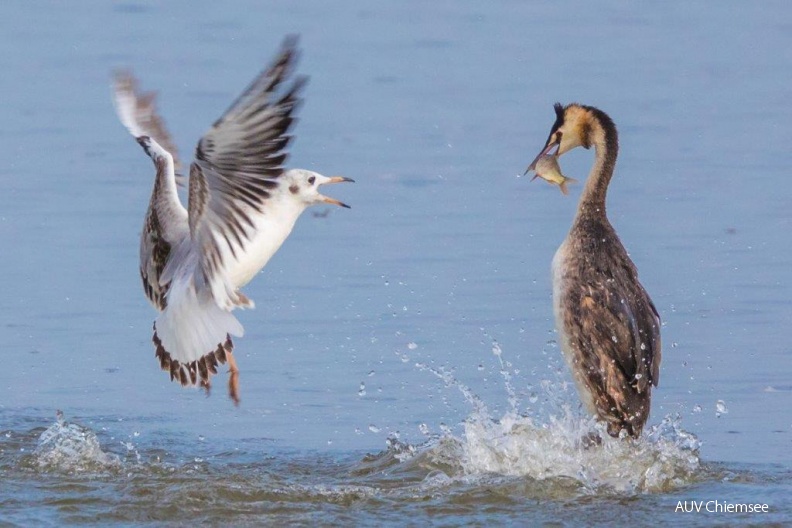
[407, 345, 701, 494]
[33, 411, 120, 472]
[453, 407, 700, 493]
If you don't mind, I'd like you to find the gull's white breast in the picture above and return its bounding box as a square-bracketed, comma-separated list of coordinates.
[226, 199, 304, 289]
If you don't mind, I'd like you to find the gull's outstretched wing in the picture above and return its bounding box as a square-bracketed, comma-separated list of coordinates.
[113, 71, 185, 175]
[135, 137, 189, 311]
[113, 71, 191, 310]
[187, 36, 308, 309]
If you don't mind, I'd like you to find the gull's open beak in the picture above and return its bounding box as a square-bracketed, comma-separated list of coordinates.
[325, 176, 355, 185]
[524, 141, 560, 175]
[319, 176, 355, 208]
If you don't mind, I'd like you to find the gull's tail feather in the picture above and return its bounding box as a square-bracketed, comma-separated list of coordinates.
[153, 330, 232, 388]
[152, 277, 244, 390]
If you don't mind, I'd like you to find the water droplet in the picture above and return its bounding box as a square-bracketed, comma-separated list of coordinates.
[611, 335, 618, 343]
[133, 431, 140, 437]
[528, 392, 538, 404]
[368, 370, 375, 377]
[672, 342, 679, 348]
[715, 400, 729, 417]
[198, 435, 205, 442]
[492, 342, 502, 356]
[635, 374, 643, 380]
[407, 342, 418, 350]
[477, 364, 485, 371]
[358, 382, 366, 397]
[368, 425, 381, 433]
[692, 404, 702, 413]
[418, 423, 430, 435]
[640, 342, 646, 351]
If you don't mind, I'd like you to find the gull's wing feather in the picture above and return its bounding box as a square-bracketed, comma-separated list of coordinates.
[113, 72, 192, 309]
[113, 70, 185, 180]
[136, 138, 189, 310]
[187, 36, 307, 309]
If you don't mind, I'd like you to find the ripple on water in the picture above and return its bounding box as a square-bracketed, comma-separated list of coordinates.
[1, 407, 787, 525]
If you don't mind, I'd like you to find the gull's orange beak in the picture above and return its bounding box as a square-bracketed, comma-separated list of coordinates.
[319, 176, 354, 208]
[326, 176, 355, 184]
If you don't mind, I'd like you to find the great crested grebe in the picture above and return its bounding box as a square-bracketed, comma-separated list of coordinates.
[113, 37, 353, 404]
[527, 103, 661, 438]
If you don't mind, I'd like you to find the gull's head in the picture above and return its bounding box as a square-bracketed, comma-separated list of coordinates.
[283, 169, 354, 209]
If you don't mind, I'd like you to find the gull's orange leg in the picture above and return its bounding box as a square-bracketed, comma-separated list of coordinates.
[227, 351, 240, 406]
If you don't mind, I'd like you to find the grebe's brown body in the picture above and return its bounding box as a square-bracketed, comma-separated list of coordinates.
[528, 103, 661, 438]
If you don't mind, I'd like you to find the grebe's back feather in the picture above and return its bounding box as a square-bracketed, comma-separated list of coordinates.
[555, 215, 660, 437]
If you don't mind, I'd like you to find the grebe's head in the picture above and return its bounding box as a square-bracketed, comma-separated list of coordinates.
[282, 169, 354, 209]
[525, 103, 607, 174]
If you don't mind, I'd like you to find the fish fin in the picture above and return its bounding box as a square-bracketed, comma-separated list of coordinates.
[559, 177, 578, 195]
[530, 173, 539, 181]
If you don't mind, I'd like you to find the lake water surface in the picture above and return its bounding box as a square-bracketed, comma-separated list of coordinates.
[1, 1, 790, 525]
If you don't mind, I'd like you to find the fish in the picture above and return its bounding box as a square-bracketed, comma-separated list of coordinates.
[530, 154, 577, 195]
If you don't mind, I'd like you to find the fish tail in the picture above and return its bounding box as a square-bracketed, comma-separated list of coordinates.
[560, 177, 578, 195]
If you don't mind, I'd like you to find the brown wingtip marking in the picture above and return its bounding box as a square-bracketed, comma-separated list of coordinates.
[207, 353, 218, 375]
[169, 361, 179, 382]
[188, 363, 198, 385]
[197, 357, 208, 381]
[215, 342, 228, 363]
[152, 325, 236, 399]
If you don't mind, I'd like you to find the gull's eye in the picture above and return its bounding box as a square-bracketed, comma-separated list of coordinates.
[308, 176, 316, 185]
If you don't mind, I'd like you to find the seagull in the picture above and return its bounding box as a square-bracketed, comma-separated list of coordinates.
[112, 36, 353, 404]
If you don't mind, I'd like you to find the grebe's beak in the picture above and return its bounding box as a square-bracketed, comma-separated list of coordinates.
[524, 140, 560, 175]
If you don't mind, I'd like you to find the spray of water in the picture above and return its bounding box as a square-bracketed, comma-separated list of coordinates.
[394, 339, 701, 494]
[32, 411, 121, 472]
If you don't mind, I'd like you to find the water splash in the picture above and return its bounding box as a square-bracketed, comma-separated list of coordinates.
[454, 407, 700, 493]
[32, 411, 120, 472]
[401, 343, 701, 494]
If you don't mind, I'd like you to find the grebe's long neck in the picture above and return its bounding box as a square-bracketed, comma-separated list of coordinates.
[575, 108, 619, 222]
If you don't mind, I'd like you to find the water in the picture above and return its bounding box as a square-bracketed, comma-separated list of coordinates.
[1, 0, 791, 525]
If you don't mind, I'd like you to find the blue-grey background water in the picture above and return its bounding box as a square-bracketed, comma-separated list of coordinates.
[1, 1, 790, 525]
